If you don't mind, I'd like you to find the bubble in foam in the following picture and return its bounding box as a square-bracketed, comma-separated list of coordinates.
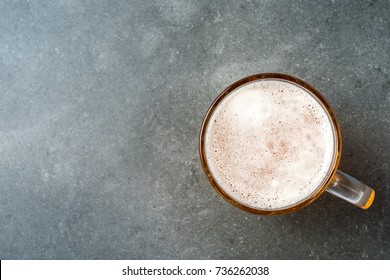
[204, 79, 336, 210]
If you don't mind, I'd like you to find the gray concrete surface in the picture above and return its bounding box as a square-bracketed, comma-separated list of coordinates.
[0, 0, 389, 259]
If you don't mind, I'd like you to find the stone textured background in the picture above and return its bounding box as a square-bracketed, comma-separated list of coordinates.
[0, 0, 389, 259]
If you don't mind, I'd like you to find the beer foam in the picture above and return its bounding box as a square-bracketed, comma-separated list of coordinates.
[204, 79, 336, 210]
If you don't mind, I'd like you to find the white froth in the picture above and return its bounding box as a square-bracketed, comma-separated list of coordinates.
[204, 79, 336, 210]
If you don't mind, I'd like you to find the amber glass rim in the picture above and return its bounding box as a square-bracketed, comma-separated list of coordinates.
[199, 73, 342, 215]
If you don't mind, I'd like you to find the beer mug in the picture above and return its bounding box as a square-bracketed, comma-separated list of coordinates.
[199, 73, 375, 215]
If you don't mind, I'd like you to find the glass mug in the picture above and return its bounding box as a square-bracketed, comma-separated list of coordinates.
[199, 73, 375, 215]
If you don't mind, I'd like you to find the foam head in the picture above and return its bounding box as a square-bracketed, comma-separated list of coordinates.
[203, 79, 337, 211]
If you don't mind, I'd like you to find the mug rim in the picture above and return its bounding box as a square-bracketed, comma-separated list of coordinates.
[199, 73, 342, 215]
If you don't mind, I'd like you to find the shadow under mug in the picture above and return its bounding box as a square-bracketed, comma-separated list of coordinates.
[199, 73, 375, 215]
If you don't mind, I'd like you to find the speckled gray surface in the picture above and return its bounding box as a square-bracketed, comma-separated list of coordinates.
[0, 0, 389, 259]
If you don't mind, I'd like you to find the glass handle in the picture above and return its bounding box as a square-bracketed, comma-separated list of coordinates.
[326, 170, 375, 209]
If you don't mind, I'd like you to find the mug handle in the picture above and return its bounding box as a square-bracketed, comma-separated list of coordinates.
[326, 170, 375, 209]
